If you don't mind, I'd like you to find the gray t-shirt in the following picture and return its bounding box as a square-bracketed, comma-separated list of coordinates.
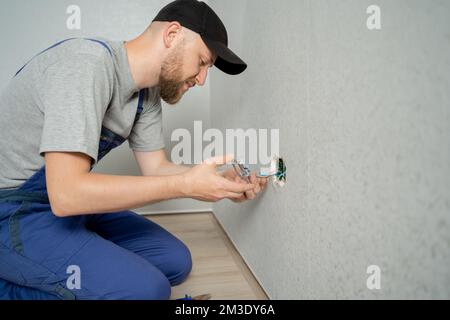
[0, 38, 165, 189]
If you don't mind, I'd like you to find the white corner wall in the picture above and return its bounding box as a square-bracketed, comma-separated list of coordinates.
[209, 0, 450, 299]
[0, 0, 213, 215]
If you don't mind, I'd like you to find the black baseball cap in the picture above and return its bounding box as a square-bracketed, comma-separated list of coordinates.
[153, 0, 247, 75]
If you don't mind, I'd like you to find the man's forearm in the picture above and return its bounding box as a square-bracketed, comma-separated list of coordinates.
[147, 162, 192, 176]
[55, 173, 189, 217]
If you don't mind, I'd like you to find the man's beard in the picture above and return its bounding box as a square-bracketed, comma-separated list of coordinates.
[159, 42, 187, 105]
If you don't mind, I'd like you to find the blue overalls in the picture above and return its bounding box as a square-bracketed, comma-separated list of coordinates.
[0, 38, 192, 300]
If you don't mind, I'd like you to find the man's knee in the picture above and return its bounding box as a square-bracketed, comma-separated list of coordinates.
[70, 255, 172, 300]
[89, 269, 172, 300]
[167, 240, 192, 286]
[130, 272, 171, 300]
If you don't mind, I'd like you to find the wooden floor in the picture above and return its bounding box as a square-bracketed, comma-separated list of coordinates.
[148, 212, 269, 300]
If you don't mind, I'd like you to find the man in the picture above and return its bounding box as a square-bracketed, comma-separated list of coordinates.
[0, 0, 267, 300]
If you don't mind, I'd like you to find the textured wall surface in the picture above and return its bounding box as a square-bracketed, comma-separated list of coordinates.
[0, 0, 212, 214]
[210, 0, 450, 299]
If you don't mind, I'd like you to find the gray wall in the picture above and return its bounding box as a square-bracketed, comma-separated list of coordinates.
[2, 0, 449, 299]
[210, 0, 450, 299]
[0, 0, 212, 214]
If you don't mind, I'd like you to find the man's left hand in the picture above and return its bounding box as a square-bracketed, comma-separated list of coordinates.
[219, 169, 268, 203]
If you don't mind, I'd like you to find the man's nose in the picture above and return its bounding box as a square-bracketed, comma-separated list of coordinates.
[195, 67, 209, 86]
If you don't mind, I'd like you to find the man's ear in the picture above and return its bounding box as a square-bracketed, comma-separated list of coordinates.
[163, 21, 182, 48]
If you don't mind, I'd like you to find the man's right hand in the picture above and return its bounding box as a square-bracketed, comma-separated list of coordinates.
[181, 154, 256, 202]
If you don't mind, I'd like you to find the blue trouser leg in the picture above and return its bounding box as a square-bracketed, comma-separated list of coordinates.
[0, 200, 192, 300]
[85, 211, 193, 286]
[0, 278, 60, 300]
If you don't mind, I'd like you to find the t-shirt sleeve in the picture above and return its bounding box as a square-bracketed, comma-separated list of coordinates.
[38, 54, 112, 163]
[128, 91, 165, 152]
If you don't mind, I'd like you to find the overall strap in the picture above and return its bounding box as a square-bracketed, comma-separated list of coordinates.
[14, 38, 113, 77]
[136, 89, 145, 118]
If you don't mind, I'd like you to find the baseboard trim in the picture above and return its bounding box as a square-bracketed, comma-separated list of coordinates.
[137, 208, 213, 216]
[139, 208, 271, 299]
[210, 211, 272, 300]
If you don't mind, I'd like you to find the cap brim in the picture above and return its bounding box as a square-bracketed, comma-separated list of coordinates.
[201, 37, 247, 75]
